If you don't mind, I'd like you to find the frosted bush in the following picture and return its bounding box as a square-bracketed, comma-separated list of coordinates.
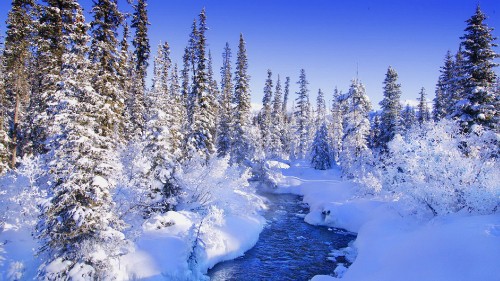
[382, 120, 499, 215]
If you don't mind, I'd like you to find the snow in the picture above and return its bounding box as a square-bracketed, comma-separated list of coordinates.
[275, 161, 500, 281]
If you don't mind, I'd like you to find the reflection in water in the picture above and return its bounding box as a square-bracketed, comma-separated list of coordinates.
[208, 192, 356, 281]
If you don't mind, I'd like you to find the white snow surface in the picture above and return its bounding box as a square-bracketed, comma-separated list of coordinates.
[276, 161, 500, 281]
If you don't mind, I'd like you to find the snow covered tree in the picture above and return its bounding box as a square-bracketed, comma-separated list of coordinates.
[217, 43, 233, 158]
[117, 23, 135, 137]
[315, 88, 326, 126]
[379, 66, 402, 149]
[89, 0, 125, 141]
[417, 87, 431, 125]
[187, 8, 217, 159]
[369, 113, 382, 150]
[0, 40, 9, 174]
[269, 75, 284, 158]
[456, 6, 499, 131]
[340, 79, 372, 178]
[38, 6, 128, 278]
[231, 33, 252, 165]
[3, 0, 35, 167]
[310, 122, 333, 170]
[294, 69, 311, 159]
[434, 51, 454, 120]
[281, 76, 292, 157]
[329, 87, 344, 162]
[130, 0, 150, 135]
[260, 69, 273, 152]
[401, 103, 417, 132]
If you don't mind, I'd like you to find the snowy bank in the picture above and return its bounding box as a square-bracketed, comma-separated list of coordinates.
[276, 161, 500, 281]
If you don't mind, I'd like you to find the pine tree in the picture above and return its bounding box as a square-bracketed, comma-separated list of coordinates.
[38, 6, 127, 278]
[0, 36, 9, 174]
[217, 43, 233, 158]
[129, 0, 150, 135]
[329, 87, 344, 162]
[369, 113, 382, 150]
[449, 47, 467, 115]
[187, 8, 217, 159]
[89, 0, 125, 142]
[294, 69, 311, 159]
[117, 23, 134, 137]
[434, 51, 454, 120]
[260, 69, 273, 152]
[379, 66, 402, 149]
[231, 33, 252, 165]
[315, 88, 326, 126]
[401, 103, 417, 132]
[457, 5, 499, 131]
[269, 74, 284, 158]
[281, 76, 292, 157]
[310, 122, 333, 170]
[417, 87, 431, 124]
[3, 0, 35, 167]
[340, 79, 372, 177]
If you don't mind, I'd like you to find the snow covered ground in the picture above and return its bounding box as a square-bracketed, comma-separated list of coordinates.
[277, 161, 500, 281]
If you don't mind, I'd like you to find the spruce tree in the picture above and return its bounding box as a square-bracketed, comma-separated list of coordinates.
[316, 88, 326, 126]
[217, 43, 233, 158]
[260, 69, 273, 152]
[417, 87, 431, 124]
[187, 8, 217, 159]
[281, 76, 292, 157]
[310, 122, 333, 170]
[330, 87, 344, 162]
[130, 0, 150, 135]
[38, 6, 127, 278]
[231, 33, 252, 165]
[340, 79, 372, 177]
[3, 0, 35, 167]
[294, 69, 311, 159]
[401, 103, 417, 132]
[0, 38, 9, 174]
[270, 74, 284, 158]
[89, 0, 125, 141]
[434, 51, 454, 119]
[457, 6, 499, 131]
[379, 66, 402, 149]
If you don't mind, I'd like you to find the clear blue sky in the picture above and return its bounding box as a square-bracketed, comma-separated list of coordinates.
[1, 0, 499, 109]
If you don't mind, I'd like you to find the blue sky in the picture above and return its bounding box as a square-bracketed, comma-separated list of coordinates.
[1, 0, 499, 109]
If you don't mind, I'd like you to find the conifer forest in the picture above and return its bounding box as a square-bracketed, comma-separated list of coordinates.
[0, 1, 498, 280]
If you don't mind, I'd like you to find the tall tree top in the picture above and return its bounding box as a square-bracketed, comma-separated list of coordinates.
[460, 5, 499, 89]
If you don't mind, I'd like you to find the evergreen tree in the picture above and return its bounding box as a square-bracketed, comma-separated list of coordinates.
[270, 74, 284, 158]
[379, 66, 402, 149]
[282, 76, 290, 119]
[401, 103, 417, 132]
[449, 47, 467, 115]
[329, 87, 344, 162]
[315, 88, 326, 126]
[217, 43, 233, 158]
[3, 0, 35, 167]
[38, 6, 127, 278]
[231, 33, 252, 165]
[369, 113, 382, 150]
[117, 23, 134, 136]
[130, 0, 150, 135]
[0, 37, 9, 174]
[89, 0, 125, 141]
[434, 51, 454, 119]
[310, 122, 333, 170]
[340, 79, 372, 177]
[187, 8, 217, 159]
[281, 76, 292, 157]
[457, 6, 499, 131]
[260, 69, 273, 152]
[417, 87, 431, 124]
[294, 69, 311, 159]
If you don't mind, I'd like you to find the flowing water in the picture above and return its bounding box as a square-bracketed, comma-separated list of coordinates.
[208, 192, 356, 281]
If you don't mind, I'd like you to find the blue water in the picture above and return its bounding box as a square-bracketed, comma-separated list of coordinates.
[208, 192, 356, 281]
